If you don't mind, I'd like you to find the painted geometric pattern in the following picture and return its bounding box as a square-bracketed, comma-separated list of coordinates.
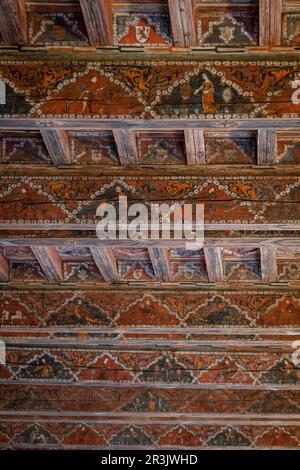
[10, 261, 47, 282]
[222, 247, 262, 282]
[113, 13, 173, 47]
[1, 384, 300, 414]
[69, 132, 119, 165]
[1, 290, 300, 328]
[276, 248, 300, 282]
[204, 133, 257, 164]
[118, 261, 156, 281]
[63, 261, 103, 282]
[169, 248, 208, 282]
[0, 134, 51, 164]
[28, 11, 89, 46]
[196, 6, 259, 46]
[276, 132, 300, 163]
[0, 60, 299, 119]
[1, 176, 300, 225]
[1, 348, 299, 386]
[137, 132, 186, 165]
[0, 422, 299, 449]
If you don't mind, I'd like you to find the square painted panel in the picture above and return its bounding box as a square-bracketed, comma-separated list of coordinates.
[277, 249, 300, 281]
[114, 13, 173, 47]
[169, 248, 208, 282]
[222, 247, 261, 282]
[196, 4, 259, 47]
[10, 260, 47, 282]
[69, 132, 119, 165]
[137, 132, 186, 165]
[118, 260, 156, 281]
[63, 261, 103, 282]
[276, 132, 300, 163]
[0, 133, 51, 164]
[282, 12, 300, 46]
[204, 132, 257, 164]
[28, 10, 89, 45]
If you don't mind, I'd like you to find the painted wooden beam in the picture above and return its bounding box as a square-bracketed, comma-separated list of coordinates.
[90, 246, 119, 282]
[204, 246, 224, 283]
[40, 129, 72, 166]
[0, 0, 27, 45]
[184, 129, 206, 165]
[113, 129, 139, 165]
[168, 0, 196, 47]
[31, 246, 63, 282]
[0, 252, 9, 281]
[148, 247, 172, 282]
[79, 0, 113, 46]
[260, 244, 278, 283]
[257, 129, 277, 165]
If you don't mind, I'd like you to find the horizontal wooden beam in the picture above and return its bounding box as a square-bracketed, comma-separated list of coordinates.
[184, 129, 206, 165]
[79, 0, 113, 46]
[1, 237, 300, 248]
[40, 129, 71, 166]
[0, 252, 9, 281]
[0, 0, 27, 45]
[1, 118, 300, 132]
[90, 246, 119, 282]
[1, 223, 300, 233]
[168, 0, 196, 47]
[113, 129, 139, 165]
[31, 246, 63, 282]
[1, 412, 300, 426]
[148, 247, 172, 282]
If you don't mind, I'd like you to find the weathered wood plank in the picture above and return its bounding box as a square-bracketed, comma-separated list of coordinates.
[90, 246, 119, 282]
[270, 0, 283, 47]
[148, 247, 172, 282]
[0, 0, 27, 45]
[113, 129, 139, 165]
[40, 129, 71, 166]
[1, 223, 300, 233]
[79, 0, 113, 46]
[260, 0, 283, 47]
[168, 0, 196, 47]
[0, 252, 9, 281]
[257, 129, 277, 165]
[259, 0, 270, 46]
[261, 244, 278, 283]
[184, 129, 205, 165]
[204, 246, 224, 282]
[31, 246, 63, 282]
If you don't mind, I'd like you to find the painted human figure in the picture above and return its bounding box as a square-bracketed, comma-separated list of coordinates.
[194, 74, 216, 113]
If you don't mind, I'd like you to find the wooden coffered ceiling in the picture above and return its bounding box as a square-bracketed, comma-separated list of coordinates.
[0, 1, 300, 452]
